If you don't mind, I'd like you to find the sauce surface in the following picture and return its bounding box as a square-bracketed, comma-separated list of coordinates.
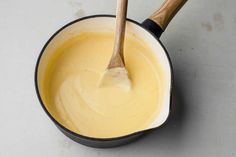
[42, 32, 165, 138]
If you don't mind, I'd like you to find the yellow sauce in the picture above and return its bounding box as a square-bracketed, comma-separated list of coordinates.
[42, 32, 165, 138]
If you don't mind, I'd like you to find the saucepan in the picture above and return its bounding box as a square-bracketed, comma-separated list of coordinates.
[35, 0, 187, 148]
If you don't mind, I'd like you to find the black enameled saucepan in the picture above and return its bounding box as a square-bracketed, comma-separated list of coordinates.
[35, 0, 187, 148]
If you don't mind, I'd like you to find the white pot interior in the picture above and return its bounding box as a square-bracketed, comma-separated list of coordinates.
[37, 16, 172, 133]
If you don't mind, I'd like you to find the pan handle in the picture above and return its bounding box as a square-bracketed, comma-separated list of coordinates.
[142, 0, 187, 38]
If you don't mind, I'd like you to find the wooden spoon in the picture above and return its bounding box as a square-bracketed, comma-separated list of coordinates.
[99, 0, 131, 90]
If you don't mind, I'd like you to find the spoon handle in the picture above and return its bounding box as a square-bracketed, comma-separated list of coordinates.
[112, 0, 128, 63]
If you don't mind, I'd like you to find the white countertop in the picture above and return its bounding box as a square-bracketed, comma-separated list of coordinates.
[0, 0, 236, 156]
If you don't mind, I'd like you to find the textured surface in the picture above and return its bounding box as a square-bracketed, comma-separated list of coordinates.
[0, 0, 236, 156]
